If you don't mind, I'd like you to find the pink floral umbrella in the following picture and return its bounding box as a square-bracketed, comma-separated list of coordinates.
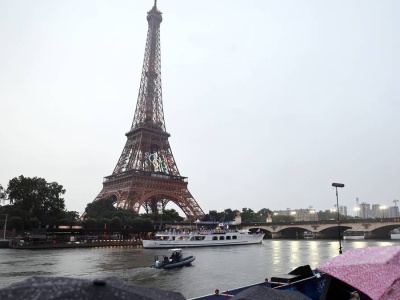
[317, 245, 400, 300]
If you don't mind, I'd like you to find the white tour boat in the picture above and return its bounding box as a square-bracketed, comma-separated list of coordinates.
[142, 229, 264, 249]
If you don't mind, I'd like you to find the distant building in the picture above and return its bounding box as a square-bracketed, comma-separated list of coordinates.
[371, 204, 380, 218]
[339, 206, 347, 216]
[357, 203, 397, 219]
[359, 202, 371, 219]
[273, 208, 318, 221]
[380, 206, 389, 218]
[388, 206, 400, 218]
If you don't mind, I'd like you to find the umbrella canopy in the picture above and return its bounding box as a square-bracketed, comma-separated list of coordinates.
[232, 285, 312, 300]
[317, 245, 400, 300]
[0, 276, 186, 300]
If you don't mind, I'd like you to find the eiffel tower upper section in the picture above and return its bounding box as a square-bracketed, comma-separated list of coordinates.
[112, 1, 179, 177]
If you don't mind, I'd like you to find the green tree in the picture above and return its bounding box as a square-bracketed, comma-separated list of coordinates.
[58, 219, 69, 226]
[207, 210, 219, 222]
[109, 208, 138, 224]
[257, 208, 273, 222]
[139, 213, 154, 220]
[98, 218, 110, 229]
[6, 175, 66, 223]
[202, 209, 238, 223]
[0, 204, 24, 221]
[84, 218, 97, 229]
[85, 198, 116, 219]
[318, 210, 338, 220]
[109, 216, 122, 229]
[0, 184, 6, 202]
[65, 211, 80, 223]
[7, 216, 24, 230]
[222, 208, 238, 222]
[241, 207, 256, 223]
[162, 209, 184, 222]
[201, 211, 213, 222]
[26, 218, 40, 229]
[131, 217, 153, 232]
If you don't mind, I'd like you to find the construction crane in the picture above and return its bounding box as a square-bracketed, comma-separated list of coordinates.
[394, 199, 399, 207]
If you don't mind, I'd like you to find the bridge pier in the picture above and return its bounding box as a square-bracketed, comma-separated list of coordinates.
[313, 232, 322, 239]
[271, 232, 281, 239]
[364, 231, 391, 239]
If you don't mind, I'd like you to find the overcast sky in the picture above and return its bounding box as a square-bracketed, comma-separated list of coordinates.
[1, 0, 399, 217]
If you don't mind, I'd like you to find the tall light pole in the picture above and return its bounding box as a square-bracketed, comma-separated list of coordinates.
[332, 183, 345, 254]
[2, 214, 7, 240]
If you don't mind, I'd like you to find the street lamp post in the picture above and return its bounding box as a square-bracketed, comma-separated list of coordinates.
[332, 183, 345, 254]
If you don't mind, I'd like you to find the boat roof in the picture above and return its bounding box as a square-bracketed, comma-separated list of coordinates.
[168, 248, 183, 252]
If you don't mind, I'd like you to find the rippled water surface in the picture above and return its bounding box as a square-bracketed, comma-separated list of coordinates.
[1, 237, 399, 299]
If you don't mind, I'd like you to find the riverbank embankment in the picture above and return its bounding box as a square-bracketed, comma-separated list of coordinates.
[0, 240, 11, 248]
[10, 240, 142, 249]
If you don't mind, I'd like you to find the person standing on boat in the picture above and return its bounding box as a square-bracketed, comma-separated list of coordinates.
[349, 290, 371, 300]
[349, 291, 360, 300]
[170, 252, 177, 262]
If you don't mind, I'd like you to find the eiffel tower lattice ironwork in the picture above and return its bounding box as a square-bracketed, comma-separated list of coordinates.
[95, 1, 205, 220]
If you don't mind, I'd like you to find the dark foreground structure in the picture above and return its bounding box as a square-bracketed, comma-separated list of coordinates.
[0, 276, 186, 300]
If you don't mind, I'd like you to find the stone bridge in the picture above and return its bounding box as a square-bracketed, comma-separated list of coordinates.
[242, 218, 400, 239]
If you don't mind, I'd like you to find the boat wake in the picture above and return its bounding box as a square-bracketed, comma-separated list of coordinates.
[122, 267, 162, 282]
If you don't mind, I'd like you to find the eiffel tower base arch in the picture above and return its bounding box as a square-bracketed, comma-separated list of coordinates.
[96, 171, 204, 220]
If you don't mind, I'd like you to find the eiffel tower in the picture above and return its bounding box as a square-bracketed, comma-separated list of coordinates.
[95, 1, 205, 220]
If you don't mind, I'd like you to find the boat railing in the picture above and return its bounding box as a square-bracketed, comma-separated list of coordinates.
[270, 273, 322, 288]
[155, 229, 244, 236]
[188, 272, 324, 299]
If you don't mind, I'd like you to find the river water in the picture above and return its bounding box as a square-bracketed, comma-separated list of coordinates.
[1, 236, 400, 299]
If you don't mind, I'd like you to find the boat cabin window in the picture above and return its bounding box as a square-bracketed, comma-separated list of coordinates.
[226, 236, 231, 240]
[219, 236, 225, 240]
[232, 236, 237, 240]
[212, 236, 218, 240]
[195, 236, 204, 241]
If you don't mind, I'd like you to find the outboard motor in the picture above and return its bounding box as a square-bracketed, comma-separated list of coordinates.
[155, 260, 162, 268]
